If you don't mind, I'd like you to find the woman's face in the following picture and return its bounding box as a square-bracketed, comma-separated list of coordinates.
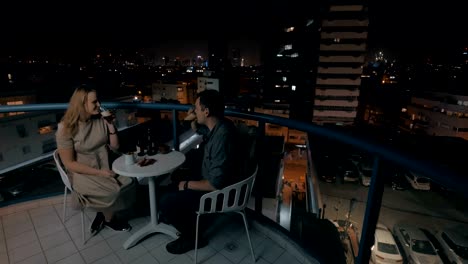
[83, 91, 100, 116]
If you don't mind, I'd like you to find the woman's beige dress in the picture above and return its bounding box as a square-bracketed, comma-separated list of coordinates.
[56, 117, 135, 212]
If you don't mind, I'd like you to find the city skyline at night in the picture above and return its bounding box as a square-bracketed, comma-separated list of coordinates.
[2, 1, 467, 65]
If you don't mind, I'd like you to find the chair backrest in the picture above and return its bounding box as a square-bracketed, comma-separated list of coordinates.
[53, 149, 73, 191]
[197, 165, 258, 214]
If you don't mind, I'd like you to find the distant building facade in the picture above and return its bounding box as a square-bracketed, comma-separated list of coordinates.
[262, 4, 321, 121]
[0, 101, 139, 173]
[151, 81, 189, 104]
[197, 77, 220, 93]
[312, 3, 368, 126]
[400, 92, 468, 140]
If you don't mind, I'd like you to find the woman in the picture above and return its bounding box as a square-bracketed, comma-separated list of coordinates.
[56, 86, 136, 232]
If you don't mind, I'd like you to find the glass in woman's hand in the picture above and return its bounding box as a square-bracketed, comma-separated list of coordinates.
[100, 106, 114, 122]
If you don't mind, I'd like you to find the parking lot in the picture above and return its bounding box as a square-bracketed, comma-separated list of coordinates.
[318, 180, 468, 262]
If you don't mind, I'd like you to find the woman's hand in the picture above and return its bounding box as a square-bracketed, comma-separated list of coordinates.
[100, 169, 116, 177]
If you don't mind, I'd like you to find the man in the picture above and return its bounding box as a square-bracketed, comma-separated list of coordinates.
[160, 89, 239, 254]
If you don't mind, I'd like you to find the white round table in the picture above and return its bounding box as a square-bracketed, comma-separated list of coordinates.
[112, 151, 185, 249]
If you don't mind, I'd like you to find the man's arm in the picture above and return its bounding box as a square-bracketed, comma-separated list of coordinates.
[178, 179, 216, 191]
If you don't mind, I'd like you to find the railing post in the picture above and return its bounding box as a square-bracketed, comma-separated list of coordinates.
[254, 120, 266, 214]
[356, 156, 385, 264]
[172, 109, 179, 151]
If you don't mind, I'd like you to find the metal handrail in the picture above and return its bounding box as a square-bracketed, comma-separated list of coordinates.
[2, 102, 463, 193]
[1, 102, 467, 264]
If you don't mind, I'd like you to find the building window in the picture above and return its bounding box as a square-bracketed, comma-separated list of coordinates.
[22, 146, 31, 155]
[7, 100, 25, 116]
[42, 139, 56, 154]
[38, 120, 56, 135]
[284, 44, 292, 50]
[285, 27, 294, 32]
[16, 124, 28, 138]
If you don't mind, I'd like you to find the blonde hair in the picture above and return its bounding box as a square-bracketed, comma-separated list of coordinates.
[60, 86, 96, 137]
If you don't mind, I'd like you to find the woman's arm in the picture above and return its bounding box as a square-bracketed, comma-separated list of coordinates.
[106, 122, 119, 150]
[58, 148, 115, 177]
[104, 117, 119, 151]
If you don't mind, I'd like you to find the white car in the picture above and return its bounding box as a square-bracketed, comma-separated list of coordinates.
[371, 223, 403, 263]
[359, 159, 373, 187]
[393, 224, 443, 264]
[405, 171, 431, 191]
[435, 227, 468, 264]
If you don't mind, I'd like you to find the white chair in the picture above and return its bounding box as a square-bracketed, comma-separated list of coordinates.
[53, 149, 88, 245]
[194, 165, 258, 264]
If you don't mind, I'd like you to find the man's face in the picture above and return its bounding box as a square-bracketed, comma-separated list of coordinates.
[194, 98, 207, 125]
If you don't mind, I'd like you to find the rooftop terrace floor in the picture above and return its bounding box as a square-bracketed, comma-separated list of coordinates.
[0, 195, 315, 264]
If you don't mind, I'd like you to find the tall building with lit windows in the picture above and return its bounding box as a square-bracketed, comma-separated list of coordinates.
[262, 4, 321, 121]
[312, 3, 369, 126]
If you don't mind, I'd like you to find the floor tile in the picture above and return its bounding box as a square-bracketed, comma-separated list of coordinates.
[44, 240, 78, 263]
[128, 253, 159, 264]
[115, 244, 148, 264]
[15, 252, 47, 264]
[79, 240, 113, 264]
[6, 229, 38, 251]
[273, 251, 303, 264]
[8, 240, 42, 263]
[1, 197, 316, 264]
[54, 252, 86, 264]
[39, 229, 71, 251]
[255, 238, 285, 263]
[91, 253, 123, 264]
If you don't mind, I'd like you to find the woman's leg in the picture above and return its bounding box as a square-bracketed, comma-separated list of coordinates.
[102, 210, 113, 222]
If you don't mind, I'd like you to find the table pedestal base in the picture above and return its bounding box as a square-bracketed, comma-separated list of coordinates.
[123, 222, 180, 249]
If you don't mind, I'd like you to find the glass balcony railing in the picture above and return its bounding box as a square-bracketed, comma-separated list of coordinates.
[1, 102, 467, 264]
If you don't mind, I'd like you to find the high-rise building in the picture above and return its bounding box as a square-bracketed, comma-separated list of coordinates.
[261, 3, 321, 121]
[232, 48, 241, 67]
[312, 3, 369, 126]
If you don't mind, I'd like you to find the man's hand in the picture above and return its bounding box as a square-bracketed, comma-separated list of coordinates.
[184, 107, 197, 121]
[178, 181, 187, 191]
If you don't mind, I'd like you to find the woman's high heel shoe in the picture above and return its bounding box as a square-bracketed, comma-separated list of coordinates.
[90, 212, 105, 234]
[104, 218, 132, 232]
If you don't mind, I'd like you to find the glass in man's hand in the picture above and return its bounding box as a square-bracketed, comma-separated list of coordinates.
[184, 107, 196, 121]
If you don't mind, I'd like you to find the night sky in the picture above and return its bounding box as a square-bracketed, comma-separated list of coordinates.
[1, 1, 467, 64]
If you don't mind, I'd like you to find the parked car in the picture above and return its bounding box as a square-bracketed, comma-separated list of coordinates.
[317, 155, 337, 183]
[358, 158, 373, 187]
[371, 223, 404, 264]
[338, 159, 359, 183]
[435, 226, 468, 264]
[391, 171, 410, 191]
[393, 224, 443, 264]
[405, 171, 431, 191]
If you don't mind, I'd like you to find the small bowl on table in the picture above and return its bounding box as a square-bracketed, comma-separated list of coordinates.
[158, 144, 171, 154]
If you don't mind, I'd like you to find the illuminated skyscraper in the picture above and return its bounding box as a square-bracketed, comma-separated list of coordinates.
[261, 3, 321, 121]
[312, 3, 369, 126]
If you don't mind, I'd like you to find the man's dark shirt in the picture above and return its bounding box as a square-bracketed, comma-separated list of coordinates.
[198, 118, 238, 189]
